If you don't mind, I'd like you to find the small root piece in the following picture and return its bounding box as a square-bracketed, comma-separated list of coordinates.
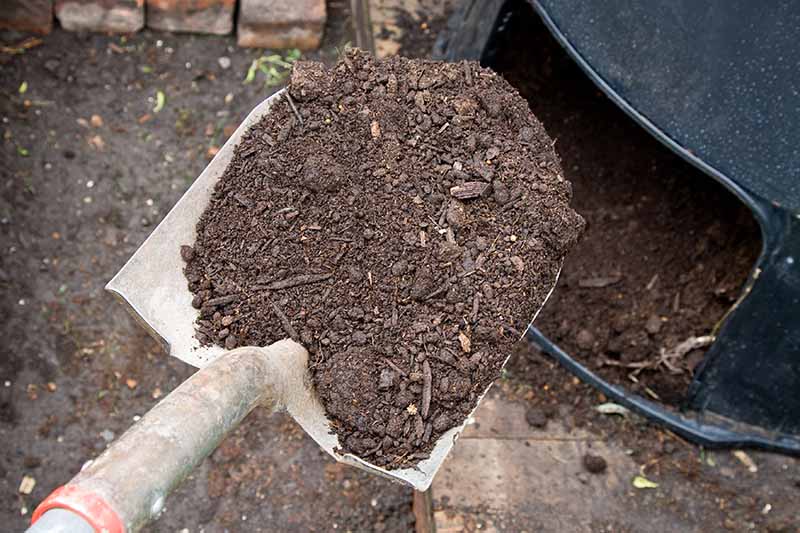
[421, 360, 432, 419]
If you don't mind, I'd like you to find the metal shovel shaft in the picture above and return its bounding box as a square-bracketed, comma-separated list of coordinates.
[28, 341, 308, 533]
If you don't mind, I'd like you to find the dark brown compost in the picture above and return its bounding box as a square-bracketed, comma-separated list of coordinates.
[183, 49, 584, 468]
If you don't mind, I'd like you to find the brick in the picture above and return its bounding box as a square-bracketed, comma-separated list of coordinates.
[237, 0, 326, 51]
[55, 0, 144, 33]
[0, 0, 53, 34]
[146, 0, 234, 35]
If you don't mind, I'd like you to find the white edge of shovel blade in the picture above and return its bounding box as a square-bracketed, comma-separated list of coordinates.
[105, 90, 286, 369]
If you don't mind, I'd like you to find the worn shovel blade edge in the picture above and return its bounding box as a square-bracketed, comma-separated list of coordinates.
[105, 90, 286, 368]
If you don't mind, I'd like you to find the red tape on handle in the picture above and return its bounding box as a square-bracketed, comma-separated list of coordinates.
[31, 485, 125, 533]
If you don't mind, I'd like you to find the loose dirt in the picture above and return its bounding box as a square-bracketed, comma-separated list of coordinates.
[2, 10, 422, 531]
[184, 49, 584, 468]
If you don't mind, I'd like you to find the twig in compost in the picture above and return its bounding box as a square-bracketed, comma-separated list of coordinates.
[269, 298, 299, 340]
[602, 334, 715, 375]
[333, 245, 349, 264]
[421, 142, 446, 154]
[657, 335, 715, 373]
[423, 282, 450, 301]
[463, 61, 473, 86]
[284, 92, 304, 125]
[423, 422, 432, 443]
[421, 360, 432, 419]
[601, 359, 651, 371]
[672, 292, 681, 312]
[450, 181, 490, 200]
[320, 286, 333, 302]
[204, 294, 239, 307]
[499, 193, 524, 213]
[437, 201, 448, 227]
[429, 349, 464, 371]
[274, 206, 297, 215]
[471, 292, 480, 323]
[383, 357, 407, 377]
[262, 273, 332, 290]
[362, 442, 383, 458]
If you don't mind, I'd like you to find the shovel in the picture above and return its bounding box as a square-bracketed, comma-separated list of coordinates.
[26, 89, 557, 533]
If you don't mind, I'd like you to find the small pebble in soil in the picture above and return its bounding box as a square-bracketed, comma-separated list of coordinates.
[576, 329, 594, 351]
[23, 456, 42, 469]
[525, 407, 548, 429]
[645, 314, 662, 334]
[378, 369, 395, 390]
[583, 453, 608, 474]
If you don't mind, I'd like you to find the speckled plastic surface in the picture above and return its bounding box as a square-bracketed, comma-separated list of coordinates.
[534, 0, 800, 214]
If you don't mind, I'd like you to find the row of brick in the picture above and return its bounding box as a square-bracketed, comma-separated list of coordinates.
[0, 0, 325, 50]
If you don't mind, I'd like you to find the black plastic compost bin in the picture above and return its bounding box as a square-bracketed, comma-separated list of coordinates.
[435, 0, 800, 454]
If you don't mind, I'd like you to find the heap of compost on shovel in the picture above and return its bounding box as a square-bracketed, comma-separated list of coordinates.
[183, 49, 584, 469]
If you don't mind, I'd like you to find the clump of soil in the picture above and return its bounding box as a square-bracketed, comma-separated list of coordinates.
[183, 49, 584, 469]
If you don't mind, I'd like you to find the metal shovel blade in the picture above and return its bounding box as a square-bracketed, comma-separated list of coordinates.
[106, 90, 555, 492]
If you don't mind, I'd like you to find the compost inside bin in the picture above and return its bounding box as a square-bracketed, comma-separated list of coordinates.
[182, 49, 584, 469]
[493, 2, 761, 407]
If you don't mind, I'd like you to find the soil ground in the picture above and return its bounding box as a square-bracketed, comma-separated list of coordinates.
[1, 6, 413, 532]
[2, 1, 798, 532]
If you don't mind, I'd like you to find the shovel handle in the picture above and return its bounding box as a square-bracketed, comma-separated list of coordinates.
[28, 340, 307, 533]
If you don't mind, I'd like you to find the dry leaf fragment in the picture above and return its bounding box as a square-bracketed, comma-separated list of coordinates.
[458, 331, 471, 353]
[732, 450, 758, 473]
